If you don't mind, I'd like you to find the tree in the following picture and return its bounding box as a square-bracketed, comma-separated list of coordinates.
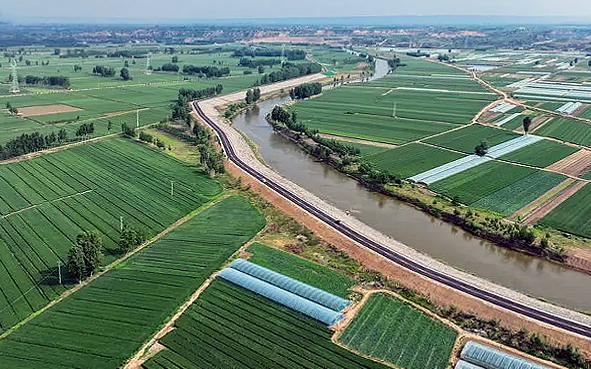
[120, 67, 131, 81]
[245, 89, 254, 104]
[67, 231, 103, 282]
[5, 101, 11, 110]
[258, 65, 265, 74]
[107, 120, 113, 133]
[172, 56, 178, 63]
[124, 60, 129, 68]
[252, 87, 261, 102]
[523, 116, 532, 133]
[475, 140, 489, 156]
[119, 224, 149, 253]
[58, 128, 67, 142]
[54, 48, 61, 55]
[121, 122, 136, 137]
[73, 65, 82, 72]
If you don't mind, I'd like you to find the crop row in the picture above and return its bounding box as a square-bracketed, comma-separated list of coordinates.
[0, 196, 265, 369]
[339, 293, 456, 369]
[536, 118, 591, 148]
[539, 184, 591, 239]
[144, 280, 386, 369]
[0, 138, 220, 331]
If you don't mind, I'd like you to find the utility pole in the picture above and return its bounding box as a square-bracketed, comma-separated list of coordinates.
[120, 216, 123, 231]
[392, 102, 397, 118]
[57, 261, 62, 285]
[9, 60, 20, 94]
[171, 181, 174, 196]
[136, 109, 139, 127]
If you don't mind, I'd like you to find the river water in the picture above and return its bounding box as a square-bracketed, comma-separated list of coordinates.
[232, 59, 591, 312]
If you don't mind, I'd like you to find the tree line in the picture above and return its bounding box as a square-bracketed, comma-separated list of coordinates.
[182, 65, 230, 78]
[255, 63, 321, 86]
[238, 58, 282, 68]
[0, 129, 68, 160]
[290, 82, 322, 100]
[245, 88, 261, 104]
[92, 65, 116, 77]
[171, 85, 224, 125]
[24, 75, 70, 88]
[231, 48, 306, 60]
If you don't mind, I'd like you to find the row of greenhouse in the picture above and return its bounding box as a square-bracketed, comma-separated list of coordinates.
[217, 258, 350, 326]
[456, 341, 551, 369]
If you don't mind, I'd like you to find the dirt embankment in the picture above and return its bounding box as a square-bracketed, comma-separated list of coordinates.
[547, 149, 591, 177]
[224, 161, 591, 356]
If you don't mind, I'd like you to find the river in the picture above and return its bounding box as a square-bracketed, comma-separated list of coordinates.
[232, 59, 591, 312]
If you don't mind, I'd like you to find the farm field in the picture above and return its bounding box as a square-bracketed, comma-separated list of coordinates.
[424, 124, 519, 154]
[0, 138, 220, 330]
[143, 279, 387, 369]
[246, 243, 357, 298]
[471, 171, 567, 216]
[499, 139, 578, 168]
[339, 293, 457, 369]
[365, 143, 466, 178]
[0, 196, 266, 369]
[430, 160, 538, 205]
[535, 118, 591, 148]
[539, 184, 591, 239]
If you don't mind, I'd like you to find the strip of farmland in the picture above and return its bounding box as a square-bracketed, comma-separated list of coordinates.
[0, 138, 220, 330]
[493, 112, 521, 126]
[536, 118, 591, 148]
[340, 293, 457, 369]
[0, 196, 265, 369]
[410, 135, 542, 184]
[538, 184, 591, 239]
[143, 280, 388, 369]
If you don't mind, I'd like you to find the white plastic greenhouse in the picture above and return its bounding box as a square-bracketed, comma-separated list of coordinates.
[217, 267, 345, 326]
[228, 259, 351, 312]
[459, 341, 551, 369]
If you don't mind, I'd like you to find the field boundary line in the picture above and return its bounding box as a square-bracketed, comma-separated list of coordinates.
[0, 189, 94, 220]
[510, 179, 574, 220]
[124, 223, 268, 369]
[0, 191, 227, 341]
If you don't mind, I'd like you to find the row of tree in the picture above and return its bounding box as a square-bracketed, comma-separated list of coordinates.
[182, 65, 230, 78]
[0, 129, 67, 160]
[160, 63, 179, 72]
[92, 65, 116, 77]
[75, 122, 95, 137]
[231, 48, 306, 60]
[238, 58, 282, 68]
[138, 131, 166, 149]
[171, 85, 224, 124]
[24, 75, 70, 88]
[255, 63, 322, 86]
[290, 82, 322, 100]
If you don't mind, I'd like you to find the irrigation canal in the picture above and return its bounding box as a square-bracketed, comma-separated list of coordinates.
[231, 58, 591, 313]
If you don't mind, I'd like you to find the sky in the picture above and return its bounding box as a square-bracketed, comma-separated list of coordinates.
[2, 0, 591, 21]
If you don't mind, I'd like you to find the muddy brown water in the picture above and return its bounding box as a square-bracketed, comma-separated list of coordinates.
[232, 59, 591, 313]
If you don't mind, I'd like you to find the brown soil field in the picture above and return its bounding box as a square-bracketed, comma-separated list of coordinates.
[16, 104, 82, 117]
[478, 111, 501, 123]
[547, 149, 591, 177]
[522, 115, 553, 133]
[224, 161, 591, 356]
[521, 180, 587, 225]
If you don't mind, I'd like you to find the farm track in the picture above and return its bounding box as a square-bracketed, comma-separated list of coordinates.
[193, 91, 591, 341]
[0, 189, 94, 220]
[519, 180, 588, 225]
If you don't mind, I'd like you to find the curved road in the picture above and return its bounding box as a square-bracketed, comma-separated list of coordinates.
[192, 99, 591, 340]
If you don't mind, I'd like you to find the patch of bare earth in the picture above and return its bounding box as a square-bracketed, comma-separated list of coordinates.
[521, 115, 553, 133]
[225, 162, 591, 356]
[547, 149, 591, 177]
[16, 104, 82, 117]
[521, 180, 587, 225]
[479, 111, 501, 123]
[318, 133, 397, 149]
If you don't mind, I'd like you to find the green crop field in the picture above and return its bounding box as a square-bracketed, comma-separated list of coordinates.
[499, 139, 578, 168]
[430, 161, 538, 205]
[539, 184, 591, 239]
[471, 171, 566, 215]
[424, 124, 519, 154]
[246, 243, 356, 298]
[143, 279, 387, 369]
[497, 114, 527, 130]
[367, 74, 491, 93]
[340, 293, 457, 369]
[365, 143, 466, 178]
[0, 138, 221, 330]
[536, 118, 591, 148]
[0, 196, 265, 369]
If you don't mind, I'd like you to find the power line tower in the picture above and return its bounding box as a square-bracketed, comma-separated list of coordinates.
[145, 52, 152, 75]
[9, 60, 20, 94]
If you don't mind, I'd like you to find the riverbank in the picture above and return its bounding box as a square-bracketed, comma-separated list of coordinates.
[264, 111, 591, 276]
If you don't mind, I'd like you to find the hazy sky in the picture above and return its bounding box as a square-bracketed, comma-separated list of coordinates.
[3, 0, 591, 20]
